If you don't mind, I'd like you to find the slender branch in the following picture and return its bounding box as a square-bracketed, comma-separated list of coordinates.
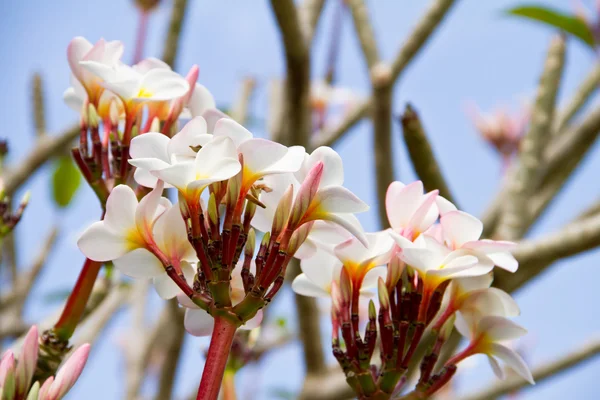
[298, 365, 354, 400]
[154, 300, 186, 400]
[3, 125, 79, 196]
[462, 338, 600, 400]
[553, 63, 600, 135]
[347, 0, 380, 69]
[298, 0, 326, 44]
[312, 0, 459, 149]
[372, 64, 394, 228]
[495, 213, 600, 293]
[162, 0, 189, 68]
[400, 104, 457, 204]
[496, 34, 566, 240]
[32, 73, 46, 137]
[229, 77, 257, 125]
[269, 0, 312, 147]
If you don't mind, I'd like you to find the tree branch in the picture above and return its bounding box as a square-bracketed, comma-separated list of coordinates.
[229, 77, 257, 125]
[400, 103, 457, 204]
[462, 338, 600, 400]
[347, 0, 380, 69]
[298, 0, 326, 45]
[312, 0, 459, 149]
[162, 0, 189, 68]
[3, 125, 79, 196]
[154, 299, 186, 400]
[496, 34, 566, 240]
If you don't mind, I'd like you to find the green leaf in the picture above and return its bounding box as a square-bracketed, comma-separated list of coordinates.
[51, 156, 82, 208]
[507, 5, 595, 48]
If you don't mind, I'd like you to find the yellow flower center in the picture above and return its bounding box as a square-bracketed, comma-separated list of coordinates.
[136, 87, 154, 99]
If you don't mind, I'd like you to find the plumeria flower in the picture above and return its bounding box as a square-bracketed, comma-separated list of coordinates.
[150, 135, 241, 207]
[385, 181, 439, 245]
[450, 315, 534, 384]
[67, 37, 124, 106]
[77, 182, 195, 299]
[433, 274, 519, 331]
[292, 243, 387, 299]
[63, 76, 123, 123]
[439, 210, 518, 273]
[0, 326, 90, 400]
[179, 261, 263, 336]
[79, 58, 189, 119]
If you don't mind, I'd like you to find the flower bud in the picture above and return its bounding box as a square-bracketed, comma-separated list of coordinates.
[439, 314, 456, 341]
[109, 100, 120, 127]
[207, 192, 218, 227]
[368, 299, 377, 321]
[87, 104, 99, 129]
[330, 280, 342, 316]
[226, 172, 241, 211]
[178, 192, 190, 219]
[271, 185, 293, 237]
[386, 254, 404, 292]
[339, 266, 352, 306]
[47, 343, 90, 400]
[288, 162, 323, 229]
[26, 381, 40, 400]
[15, 325, 39, 398]
[378, 277, 390, 311]
[286, 221, 313, 256]
[245, 228, 256, 257]
[149, 116, 160, 133]
[0, 352, 16, 399]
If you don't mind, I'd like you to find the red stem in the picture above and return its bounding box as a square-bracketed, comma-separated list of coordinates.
[196, 316, 238, 400]
[54, 258, 103, 340]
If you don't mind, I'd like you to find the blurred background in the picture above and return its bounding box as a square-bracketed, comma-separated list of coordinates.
[1, 0, 599, 398]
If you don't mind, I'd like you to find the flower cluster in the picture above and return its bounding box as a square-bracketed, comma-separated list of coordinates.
[72, 42, 370, 334]
[0, 326, 89, 400]
[293, 180, 532, 398]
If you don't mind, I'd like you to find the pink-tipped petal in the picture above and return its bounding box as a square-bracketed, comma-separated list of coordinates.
[48, 344, 91, 399]
[441, 210, 483, 248]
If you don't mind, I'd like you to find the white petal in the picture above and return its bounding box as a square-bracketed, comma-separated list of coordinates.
[138, 68, 189, 101]
[488, 251, 519, 273]
[133, 57, 171, 73]
[441, 211, 483, 248]
[67, 37, 93, 82]
[133, 168, 160, 188]
[130, 132, 171, 162]
[409, 190, 439, 234]
[299, 249, 340, 290]
[152, 161, 196, 192]
[385, 181, 424, 230]
[487, 355, 505, 380]
[314, 186, 369, 214]
[188, 84, 217, 118]
[436, 195, 457, 215]
[168, 116, 209, 157]
[194, 136, 240, 180]
[113, 248, 164, 278]
[389, 230, 417, 249]
[184, 308, 215, 337]
[455, 274, 493, 294]
[153, 273, 183, 299]
[135, 181, 165, 236]
[323, 213, 368, 248]
[454, 312, 473, 339]
[291, 274, 331, 298]
[297, 147, 343, 188]
[489, 344, 534, 384]
[400, 248, 444, 274]
[362, 266, 387, 289]
[478, 316, 527, 341]
[77, 222, 128, 261]
[63, 87, 85, 113]
[213, 118, 253, 146]
[153, 205, 193, 261]
[103, 185, 138, 232]
[239, 138, 289, 179]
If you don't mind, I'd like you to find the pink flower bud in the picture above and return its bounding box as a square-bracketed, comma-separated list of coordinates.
[15, 325, 39, 398]
[288, 162, 324, 229]
[271, 185, 293, 237]
[378, 277, 390, 311]
[46, 344, 91, 400]
[0, 350, 15, 387]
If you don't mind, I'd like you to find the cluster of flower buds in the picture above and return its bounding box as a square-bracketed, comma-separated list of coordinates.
[64, 37, 217, 202]
[0, 326, 89, 400]
[76, 93, 370, 334]
[467, 104, 528, 167]
[0, 141, 30, 237]
[293, 181, 533, 399]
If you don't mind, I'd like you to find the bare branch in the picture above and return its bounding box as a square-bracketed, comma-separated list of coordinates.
[554, 63, 600, 135]
[495, 212, 600, 293]
[347, 0, 380, 69]
[162, 0, 189, 68]
[299, 366, 354, 400]
[497, 34, 566, 240]
[269, 0, 312, 147]
[400, 104, 457, 205]
[229, 77, 257, 125]
[32, 73, 46, 137]
[3, 125, 79, 196]
[312, 0, 459, 149]
[154, 300, 186, 400]
[298, 0, 326, 44]
[462, 338, 600, 400]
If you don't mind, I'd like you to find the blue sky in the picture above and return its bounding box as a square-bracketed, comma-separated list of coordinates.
[2, 0, 600, 399]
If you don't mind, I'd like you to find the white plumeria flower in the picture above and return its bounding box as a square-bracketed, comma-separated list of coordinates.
[385, 181, 439, 245]
[393, 233, 481, 287]
[67, 37, 123, 106]
[440, 210, 518, 273]
[292, 147, 370, 246]
[178, 261, 263, 336]
[129, 116, 213, 188]
[77, 183, 195, 299]
[211, 118, 305, 194]
[453, 315, 534, 384]
[63, 75, 124, 122]
[292, 237, 389, 298]
[150, 135, 241, 206]
[79, 59, 189, 117]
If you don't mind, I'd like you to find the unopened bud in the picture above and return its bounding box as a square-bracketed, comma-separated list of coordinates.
[149, 116, 160, 133]
[87, 104, 99, 129]
[245, 229, 256, 256]
[0, 351, 16, 399]
[339, 266, 352, 305]
[243, 195, 257, 224]
[207, 193, 218, 226]
[286, 221, 312, 255]
[378, 277, 390, 310]
[15, 326, 39, 398]
[440, 314, 456, 341]
[271, 185, 293, 237]
[226, 173, 241, 210]
[330, 280, 342, 315]
[289, 162, 323, 229]
[368, 299, 377, 320]
[26, 381, 40, 400]
[178, 193, 190, 219]
[386, 255, 405, 292]
[109, 100, 120, 127]
[261, 231, 271, 248]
